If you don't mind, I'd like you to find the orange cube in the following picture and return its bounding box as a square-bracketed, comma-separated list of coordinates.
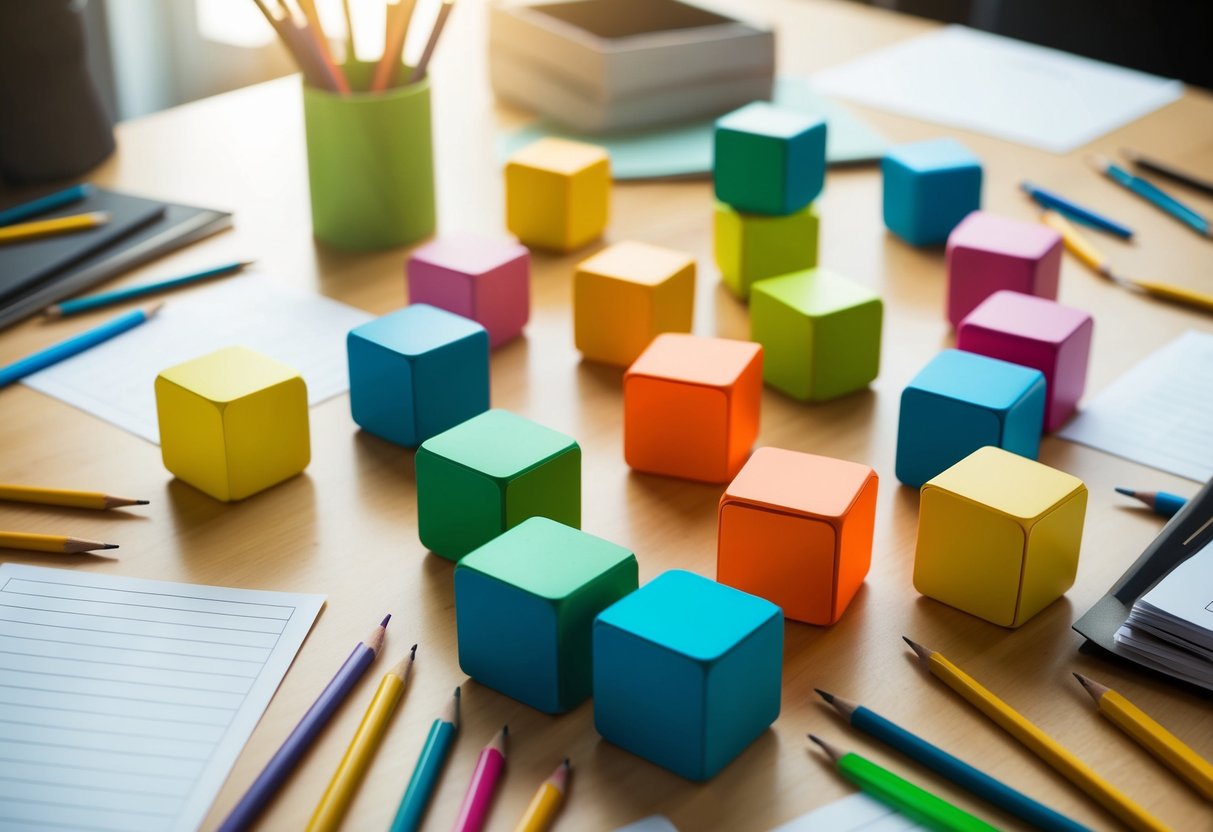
[624, 334, 762, 483]
[717, 447, 878, 625]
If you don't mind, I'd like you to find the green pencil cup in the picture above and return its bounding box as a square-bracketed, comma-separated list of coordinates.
[302, 62, 436, 250]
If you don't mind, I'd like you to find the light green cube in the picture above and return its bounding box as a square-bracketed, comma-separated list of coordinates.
[750, 269, 883, 401]
[714, 202, 818, 300]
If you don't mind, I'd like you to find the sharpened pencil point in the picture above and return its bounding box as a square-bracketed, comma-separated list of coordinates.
[807, 734, 843, 763]
[1073, 672, 1107, 703]
[409, 643, 417, 659]
[903, 636, 931, 661]
[454, 686, 461, 699]
[814, 688, 834, 704]
[99, 543, 119, 550]
[1115, 487, 1135, 497]
[503, 724, 509, 737]
[134, 499, 150, 505]
[380, 614, 391, 627]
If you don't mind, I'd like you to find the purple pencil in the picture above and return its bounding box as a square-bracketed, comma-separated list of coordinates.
[218, 614, 390, 832]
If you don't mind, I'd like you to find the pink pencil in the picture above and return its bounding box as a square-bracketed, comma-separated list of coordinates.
[452, 725, 507, 832]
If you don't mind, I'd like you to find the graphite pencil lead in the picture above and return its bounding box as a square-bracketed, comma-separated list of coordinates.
[814, 688, 835, 704]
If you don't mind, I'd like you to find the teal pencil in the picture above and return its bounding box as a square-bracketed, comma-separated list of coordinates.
[0, 183, 91, 226]
[389, 687, 460, 832]
[45, 261, 253, 318]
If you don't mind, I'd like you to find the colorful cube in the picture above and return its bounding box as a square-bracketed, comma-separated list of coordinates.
[573, 241, 696, 366]
[714, 102, 826, 216]
[946, 211, 1062, 327]
[406, 234, 530, 347]
[624, 334, 762, 483]
[750, 268, 882, 401]
[717, 448, 877, 626]
[957, 291, 1093, 432]
[416, 409, 580, 561]
[914, 446, 1087, 627]
[896, 349, 1045, 488]
[593, 570, 782, 781]
[454, 517, 638, 713]
[882, 138, 982, 246]
[505, 137, 610, 252]
[714, 202, 819, 300]
[155, 346, 309, 502]
[347, 304, 489, 448]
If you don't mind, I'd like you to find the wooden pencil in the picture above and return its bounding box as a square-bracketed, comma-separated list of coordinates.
[453, 725, 508, 832]
[0, 532, 118, 554]
[0, 212, 109, 245]
[0, 484, 147, 511]
[1122, 149, 1213, 198]
[408, 0, 454, 84]
[513, 758, 570, 832]
[296, 0, 350, 93]
[371, 0, 417, 92]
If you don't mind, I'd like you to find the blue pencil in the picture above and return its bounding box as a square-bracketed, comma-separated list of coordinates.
[46, 260, 254, 318]
[0, 304, 162, 388]
[1021, 181, 1133, 239]
[389, 686, 460, 832]
[0, 184, 92, 227]
[1090, 155, 1211, 238]
[1115, 487, 1187, 519]
[816, 690, 1091, 832]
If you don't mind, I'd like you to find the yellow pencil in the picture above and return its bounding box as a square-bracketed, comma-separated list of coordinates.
[0, 484, 148, 511]
[904, 638, 1171, 832]
[306, 645, 416, 832]
[1075, 674, 1213, 801]
[1042, 210, 1110, 275]
[0, 531, 118, 554]
[513, 758, 571, 832]
[371, 0, 417, 92]
[0, 211, 110, 245]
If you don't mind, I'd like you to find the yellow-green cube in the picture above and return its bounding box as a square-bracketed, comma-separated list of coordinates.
[714, 202, 818, 300]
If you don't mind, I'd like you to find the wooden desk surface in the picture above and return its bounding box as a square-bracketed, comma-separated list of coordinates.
[2, 1, 1212, 830]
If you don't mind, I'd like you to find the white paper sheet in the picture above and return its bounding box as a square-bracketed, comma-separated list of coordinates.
[1058, 331, 1213, 482]
[813, 26, 1182, 154]
[23, 276, 372, 444]
[769, 792, 925, 831]
[0, 563, 324, 832]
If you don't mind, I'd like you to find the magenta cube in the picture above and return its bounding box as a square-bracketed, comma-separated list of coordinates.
[406, 234, 531, 347]
[957, 291, 1093, 432]
[945, 211, 1062, 328]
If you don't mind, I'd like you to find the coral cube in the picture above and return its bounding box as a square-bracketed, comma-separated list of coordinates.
[946, 211, 1062, 327]
[882, 138, 982, 246]
[454, 517, 638, 713]
[750, 268, 882, 401]
[714, 202, 818, 300]
[156, 346, 309, 502]
[593, 570, 782, 781]
[896, 349, 1045, 488]
[714, 102, 826, 216]
[573, 241, 696, 366]
[914, 446, 1087, 627]
[416, 409, 580, 561]
[957, 291, 1093, 432]
[505, 137, 610, 252]
[624, 334, 762, 483]
[717, 448, 878, 625]
[406, 235, 530, 347]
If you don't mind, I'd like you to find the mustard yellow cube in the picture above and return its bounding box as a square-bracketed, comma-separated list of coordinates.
[505, 138, 610, 252]
[574, 241, 695, 366]
[913, 446, 1086, 628]
[155, 346, 310, 502]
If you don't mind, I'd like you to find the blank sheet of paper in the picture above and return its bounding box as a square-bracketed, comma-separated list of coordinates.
[23, 276, 372, 443]
[769, 792, 924, 831]
[0, 564, 324, 832]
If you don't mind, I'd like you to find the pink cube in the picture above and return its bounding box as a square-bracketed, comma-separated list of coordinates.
[945, 211, 1062, 328]
[406, 234, 530, 347]
[957, 291, 1093, 432]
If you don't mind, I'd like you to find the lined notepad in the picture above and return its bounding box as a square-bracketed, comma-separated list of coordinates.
[0, 564, 323, 832]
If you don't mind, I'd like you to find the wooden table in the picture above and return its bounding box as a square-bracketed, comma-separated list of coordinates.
[2, 1, 1212, 829]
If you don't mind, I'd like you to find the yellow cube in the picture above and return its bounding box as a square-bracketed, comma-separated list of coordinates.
[155, 346, 310, 502]
[505, 138, 610, 252]
[574, 241, 695, 366]
[913, 446, 1086, 628]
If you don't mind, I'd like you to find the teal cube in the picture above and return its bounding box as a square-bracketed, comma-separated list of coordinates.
[416, 409, 580, 560]
[896, 349, 1045, 488]
[455, 517, 638, 713]
[593, 570, 782, 781]
[714, 202, 819, 300]
[882, 139, 982, 246]
[714, 102, 826, 216]
[348, 304, 489, 447]
[750, 269, 883, 401]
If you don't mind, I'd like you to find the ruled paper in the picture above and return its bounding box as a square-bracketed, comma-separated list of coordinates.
[0, 564, 323, 832]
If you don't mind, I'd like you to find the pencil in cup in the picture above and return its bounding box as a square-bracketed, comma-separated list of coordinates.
[514, 759, 570, 832]
[0, 484, 147, 510]
[388, 686, 460, 832]
[0, 532, 117, 554]
[452, 725, 508, 832]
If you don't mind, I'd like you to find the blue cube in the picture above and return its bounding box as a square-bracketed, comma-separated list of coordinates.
[714, 103, 827, 216]
[455, 518, 638, 713]
[593, 570, 782, 781]
[882, 139, 982, 246]
[896, 349, 1045, 488]
[347, 303, 489, 447]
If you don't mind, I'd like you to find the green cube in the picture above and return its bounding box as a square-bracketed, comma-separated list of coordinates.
[416, 409, 581, 560]
[751, 269, 883, 401]
[714, 202, 818, 300]
[455, 517, 638, 713]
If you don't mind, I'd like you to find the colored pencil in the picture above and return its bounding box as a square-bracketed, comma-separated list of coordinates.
[218, 615, 391, 832]
[45, 260, 253, 318]
[388, 686, 461, 832]
[0, 531, 117, 554]
[1122, 149, 1213, 198]
[0, 184, 91, 227]
[808, 735, 998, 832]
[306, 645, 416, 832]
[371, 0, 417, 92]
[514, 759, 570, 832]
[903, 638, 1170, 832]
[452, 724, 508, 832]
[1021, 181, 1133, 239]
[408, 0, 454, 84]
[1115, 488, 1187, 519]
[0, 304, 162, 388]
[1074, 674, 1213, 801]
[0, 484, 147, 511]
[297, 0, 350, 93]
[1089, 155, 1211, 238]
[251, 0, 326, 89]
[340, 0, 356, 61]
[0, 211, 109, 245]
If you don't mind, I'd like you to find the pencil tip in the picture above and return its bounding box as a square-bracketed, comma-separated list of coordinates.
[902, 637, 930, 660]
[99, 543, 119, 550]
[1087, 154, 1111, 172]
[502, 724, 509, 737]
[380, 613, 391, 627]
[1114, 487, 1134, 497]
[135, 499, 150, 505]
[563, 757, 570, 768]
[814, 688, 834, 704]
[454, 685, 461, 699]
[44, 306, 62, 319]
[146, 302, 166, 317]
[409, 643, 417, 659]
